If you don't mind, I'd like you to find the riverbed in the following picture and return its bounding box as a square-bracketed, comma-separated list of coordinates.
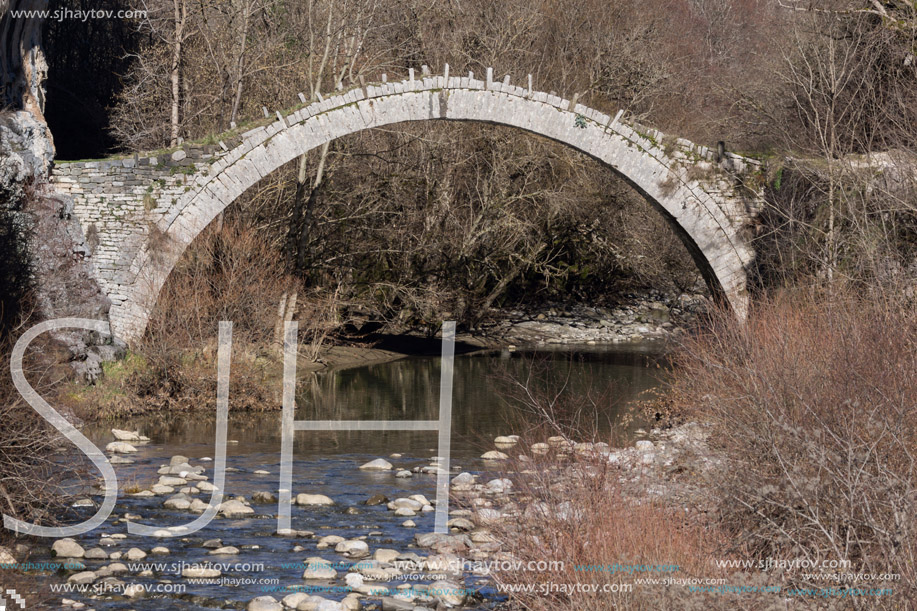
[37, 344, 667, 610]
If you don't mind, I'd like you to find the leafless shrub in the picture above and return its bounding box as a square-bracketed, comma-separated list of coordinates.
[672, 288, 917, 607]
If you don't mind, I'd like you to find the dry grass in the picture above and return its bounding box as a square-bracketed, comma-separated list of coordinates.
[672, 287, 917, 607]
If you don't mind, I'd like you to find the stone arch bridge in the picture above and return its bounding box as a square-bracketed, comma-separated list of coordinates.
[50, 67, 763, 345]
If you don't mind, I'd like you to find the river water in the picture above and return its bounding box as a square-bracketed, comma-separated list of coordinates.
[48, 344, 666, 609]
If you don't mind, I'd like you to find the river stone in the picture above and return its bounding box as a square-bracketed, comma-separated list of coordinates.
[218, 499, 255, 517]
[485, 478, 513, 493]
[209, 546, 240, 555]
[190, 498, 210, 512]
[171, 455, 189, 466]
[380, 598, 414, 611]
[635, 440, 655, 452]
[111, 429, 142, 441]
[435, 581, 467, 606]
[67, 571, 97, 584]
[52, 538, 85, 558]
[282, 592, 310, 608]
[365, 494, 389, 506]
[334, 540, 370, 558]
[197, 481, 218, 492]
[401, 520, 416, 528]
[389, 498, 423, 511]
[107, 562, 129, 573]
[393, 470, 412, 478]
[302, 557, 337, 580]
[247, 595, 283, 611]
[450, 472, 475, 488]
[124, 548, 146, 561]
[373, 549, 399, 564]
[158, 476, 187, 486]
[530, 442, 550, 454]
[480, 451, 508, 460]
[0, 546, 19, 563]
[124, 583, 145, 598]
[447, 518, 475, 531]
[547, 435, 567, 448]
[183, 566, 221, 578]
[106, 441, 137, 453]
[151, 484, 174, 495]
[84, 548, 108, 560]
[394, 507, 415, 517]
[296, 597, 345, 611]
[151, 546, 170, 555]
[359, 458, 393, 471]
[109, 455, 135, 464]
[316, 535, 345, 549]
[163, 496, 191, 510]
[494, 435, 518, 447]
[295, 493, 334, 506]
[252, 491, 277, 504]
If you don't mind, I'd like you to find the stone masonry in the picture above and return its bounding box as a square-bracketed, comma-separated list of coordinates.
[50, 67, 764, 344]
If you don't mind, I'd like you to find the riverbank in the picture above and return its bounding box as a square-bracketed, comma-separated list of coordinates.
[60, 290, 700, 423]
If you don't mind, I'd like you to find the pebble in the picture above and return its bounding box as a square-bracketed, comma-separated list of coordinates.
[481, 451, 509, 460]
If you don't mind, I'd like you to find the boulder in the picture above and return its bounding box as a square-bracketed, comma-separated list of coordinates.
[359, 458, 393, 471]
[52, 539, 85, 558]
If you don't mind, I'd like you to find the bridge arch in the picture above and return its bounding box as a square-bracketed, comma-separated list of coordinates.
[62, 72, 760, 343]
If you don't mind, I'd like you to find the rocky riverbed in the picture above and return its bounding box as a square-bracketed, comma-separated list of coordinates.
[476, 291, 707, 346]
[4, 420, 715, 610]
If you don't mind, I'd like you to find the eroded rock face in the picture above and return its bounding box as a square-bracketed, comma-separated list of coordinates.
[1, 109, 119, 382]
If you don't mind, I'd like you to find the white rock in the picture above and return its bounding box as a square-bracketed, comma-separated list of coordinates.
[67, 571, 96, 584]
[485, 478, 513, 493]
[183, 566, 221, 578]
[481, 451, 508, 460]
[345, 572, 364, 588]
[125, 548, 147, 561]
[218, 499, 255, 517]
[316, 535, 345, 549]
[295, 493, 334, 506]
[494, 435, 518, 446]
[394, 470, 412, 478]
[358, 458, 393, 471]
[334, 539, 370, 558]
[635, 440, 655, 452]
[209, 546, 240, 555]
[302, 557, 337, 580]
[111, 429, 142, 441]
[373, 548, 399, 563]
[52, 539, 85, 558]
[106, 441, 137, 453]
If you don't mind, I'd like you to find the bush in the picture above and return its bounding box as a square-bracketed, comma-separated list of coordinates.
[672, 288, 917, 606]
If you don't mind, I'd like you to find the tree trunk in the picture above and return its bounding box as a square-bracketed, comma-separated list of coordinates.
[169, 0, 186, 147]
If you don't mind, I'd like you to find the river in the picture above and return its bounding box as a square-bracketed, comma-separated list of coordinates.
[42, 344, 666, 610]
